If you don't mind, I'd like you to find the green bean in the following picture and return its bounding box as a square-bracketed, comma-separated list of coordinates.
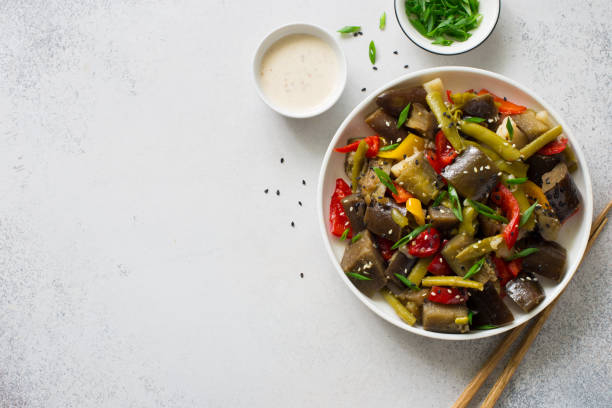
[381, 289, 416, 325]
[407, 257, 432, 286]
[351, 140, 368, 192]
[494, 159, 528, 178]
[460, 122, 521, 161]
[455, 234, 504, 262]
[426, 91, 465, 152]
[391, 208, 409, 228]
[458, 205, 478, 237]
[519, 125, 563, 159]
[511, 185, 535, 231]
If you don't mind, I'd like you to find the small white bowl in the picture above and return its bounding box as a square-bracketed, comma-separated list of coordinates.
[394, 0, 500, 55]
[252, 23, 347, 119]
[317, 66, 593, 340]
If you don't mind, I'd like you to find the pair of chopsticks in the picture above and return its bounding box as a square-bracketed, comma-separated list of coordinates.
[453, 199, 612, 408]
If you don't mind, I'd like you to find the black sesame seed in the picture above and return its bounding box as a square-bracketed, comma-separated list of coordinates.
[298, 201, 302, 206]
[361, 87, 366, 92]
[276, 190, 280, 196]
[264, 189, 269, 194]
[302, 179, 306, 185]
[280, 157, 284, 163]
[373, 66, 378, 71]
[393, 50, 398, 55]
[300, 273, 304, 278]
[358, 31, 363, 35]
[353, 32, 358, 37]
[404, 64, 409, 68]
[503, 96, 507, 101]
[291, 221, 295, 227]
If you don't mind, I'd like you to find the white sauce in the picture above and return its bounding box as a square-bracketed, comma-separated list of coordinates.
[259, 34, 340, 113]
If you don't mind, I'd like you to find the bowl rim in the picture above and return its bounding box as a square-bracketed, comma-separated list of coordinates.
[251, 22, 348, 119]
[316, 66, 594, 340]
[393, 0, 501, 56]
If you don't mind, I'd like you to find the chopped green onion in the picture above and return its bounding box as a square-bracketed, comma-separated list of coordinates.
[467, 199, 509, 223]
[394, 273, 420, 291]
[506, 247, 539, 261]
[340, 228, 350, 241]
[505, 177, 528, 185]
[464, 116, 486, 123]
[351, 233, 362, 243]
[369, 40, 376, 64]
[379, 143, 400, 152]
[346, 272, 372, 281]
[475, 324, 498, 330]
[373, 167, 397, 194]
[448, 185, 463, 222]
[391, 223, 432, 249]
[337, 26, 361, 34]
[519, 201, 539, 228]
[463, 257, 485, 280]
[432, 190, 448, 207]
[468, 310, 473, 326]
[379, 12, 386, 30]
[396, 103, 411, 129]
[506, 118, 514, 140]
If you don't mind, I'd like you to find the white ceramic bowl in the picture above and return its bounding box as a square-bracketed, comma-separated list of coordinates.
[394, 0, 500, 55]
[252, 23, 347, 118]
[317, 66, 593, 340]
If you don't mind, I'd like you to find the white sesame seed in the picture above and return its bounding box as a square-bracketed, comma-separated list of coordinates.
[498, 172, 502, 176]
[345, 221, 349, 226]
[485, 165, 491, 169]
[488, 118, 494, 123]
[350, 207, 354, 212]
[480, 166, 484, 171]
[396, 138, 401, 142]
[463, 170, 469, 174]
[388, 229, 393, 234]
[447, 289, 452, 294]
[385, 121, 391, 127]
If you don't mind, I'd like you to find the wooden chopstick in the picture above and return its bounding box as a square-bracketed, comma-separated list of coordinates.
[452, 199, 612, 408]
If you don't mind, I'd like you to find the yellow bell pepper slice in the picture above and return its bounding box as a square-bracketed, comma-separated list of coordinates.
[377, 133, 426, 160]
[406, 198, 425, 226]
[455, 316, 469, 325]
[522, 180, 551, 210]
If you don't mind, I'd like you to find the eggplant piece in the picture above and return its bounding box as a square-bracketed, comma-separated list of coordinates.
[526, 153, 561, 187]
[365, 108, 408, 144]
[428, 205, 460, 230]
[340, 230, 387, 297]
[358, 158, 393, 204]
[518, 237, 567, 281]
[375, 86, 428, 117]
[535, 205, 561, 241]
[541, 163, 582, 223]
[506, 273, 545, 312]
[441, 146, 500, 201]
[397, 288, 429, 322]
[510, 110, 550, 141]
[364, 200, 404, 242]
[406, 103, 436, 139]
[462, 94, 498, 119]
[467, 282, 514, 326]
[441, 233, 475, 276]
[385, 251, 418, 295]
[422, 302, 469, 333]
[478, 212, 503, 237]
[341, 194, 367, 233]
[391, 151, 444, 204]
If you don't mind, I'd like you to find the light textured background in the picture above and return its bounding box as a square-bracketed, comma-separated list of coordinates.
[0, 0, 610, 407]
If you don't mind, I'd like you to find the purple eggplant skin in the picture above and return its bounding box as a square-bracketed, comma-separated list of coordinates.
[462, 94, 498, 119]
[384, 251, 418, 295]
[526, 153, 562, 187]
[365, 108, 408, 144]
[541, 163, 582, 223]
[506, 273, 545, 312]
[428, 205, 460, 230]
[340, 230, 387, 297]
[441, 146, 500, 201]
[518, 236, 567, 282]
[363, 199, 405, 242]
[422, 302, 470, 333]
[467, 282, 514, 327]
[341, 194, 367, 234]
[375, 86, 428, 117]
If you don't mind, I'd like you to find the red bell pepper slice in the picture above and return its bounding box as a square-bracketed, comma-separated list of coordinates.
[507, 259, 522, 278]
[428, 286, 468, 304]
[425, 149, 443, 175]
[446, 89, 453, 104]
[427, 239, 452, 276]
[491, 184, 521, 249]
[329, 178, 353, 237]
[435, 130, 458, 169]
[334, 136, 380, 158]
[376, 236, 396, 261]
[492, 256, 513, 296]
[478, 89, 526, 115]
[391, 183, 413, 203]
[537, 137, 568, 155]
[408, 227, 441, 258]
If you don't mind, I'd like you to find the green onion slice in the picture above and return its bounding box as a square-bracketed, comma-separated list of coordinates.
[391, 223, 432, 249]
[379, 12, 386, 30]
[463, 257, 485, 280]
[337, 26, 361, 34]
[464, 116, 486, 123]
[506, 118, 514, 140]
[379, 143, 400, 152]
[506, 247, 539, 261]
[519, 201, 538, 227]
[346, 272, 372, 281]
[475, 324, 498, 330]
[396, 103, 411, 129]
[373, 167, 397, 194]
[394, 273, 420, 291]
[340, 228, 350, 241]
[505, 177, 528, 185]
[448, 185, 463, 222]
[369, 40, 376, 64]
[432, 190, 448, 207]
[351, 233, 362, 243]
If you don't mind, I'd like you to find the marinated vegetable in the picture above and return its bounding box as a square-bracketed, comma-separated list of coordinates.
[330, 77, 580, 334]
